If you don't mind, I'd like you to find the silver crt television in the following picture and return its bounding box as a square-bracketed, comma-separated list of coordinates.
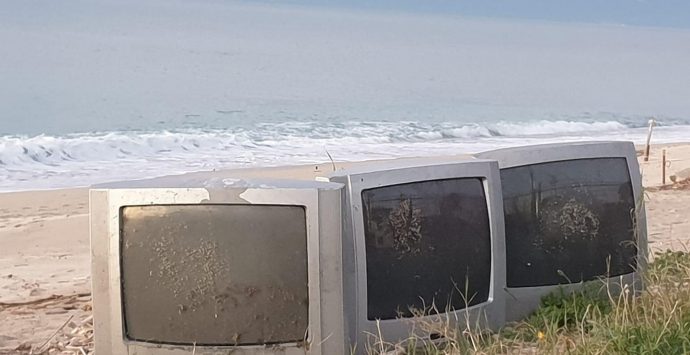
[476, 141, 647, 322]
[326, 159, 507, 351]
[90, 177, 347, 354]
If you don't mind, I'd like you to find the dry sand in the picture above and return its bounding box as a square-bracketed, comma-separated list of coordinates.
[1, 143, 689, 353]
[0, 189, 92, 354]
[639, 143, 690, 251]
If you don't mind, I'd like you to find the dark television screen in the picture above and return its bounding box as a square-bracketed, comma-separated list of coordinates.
[501, 158, 637, 287]
[361, 178, 492, 320]
[120, 204, 308, 345]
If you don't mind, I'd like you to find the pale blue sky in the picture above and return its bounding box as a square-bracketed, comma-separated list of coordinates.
[253, 0, 690, 28]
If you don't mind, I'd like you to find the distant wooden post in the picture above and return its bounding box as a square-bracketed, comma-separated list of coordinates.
[644, 118, 656, 162]
[662, 149, 667, 185]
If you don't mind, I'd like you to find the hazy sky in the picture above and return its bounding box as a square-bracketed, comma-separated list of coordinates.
[252, 0, 690, 28]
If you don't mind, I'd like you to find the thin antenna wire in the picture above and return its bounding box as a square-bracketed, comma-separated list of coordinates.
[325, 149, 336, 171]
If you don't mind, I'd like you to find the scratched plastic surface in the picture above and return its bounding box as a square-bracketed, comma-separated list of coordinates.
[120, 204, 308, 345]
[501, 158, 637, 287]
[361, 178, 492, 320]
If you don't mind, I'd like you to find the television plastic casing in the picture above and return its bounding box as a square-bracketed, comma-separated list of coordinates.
[326, 159, 507, 350]
[475, 141, 647, 322]
[89, 177, 347, 355]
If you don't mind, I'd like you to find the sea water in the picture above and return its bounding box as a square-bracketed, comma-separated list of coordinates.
[1, 0, 689, 191]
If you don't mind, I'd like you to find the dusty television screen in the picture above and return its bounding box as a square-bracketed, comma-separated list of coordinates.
[120, 204, 308, 345]
[501, 158, 638, 287]
[361, 178, 492, 320]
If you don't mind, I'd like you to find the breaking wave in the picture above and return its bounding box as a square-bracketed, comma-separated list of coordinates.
[1, 119, 688, 191]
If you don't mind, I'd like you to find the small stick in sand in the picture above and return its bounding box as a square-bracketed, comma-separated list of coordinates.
[662, 149, 667, 185]
[325, 149, 337, 171]
[35, 314, 74, 353]
[644, 118, 656, 162]
[0, 292, 91, 309]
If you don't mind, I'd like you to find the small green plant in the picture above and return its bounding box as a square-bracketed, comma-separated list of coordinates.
[605, 314, 690, 355]
[649, 249, 690, 281]
[525, 282, 612, 333]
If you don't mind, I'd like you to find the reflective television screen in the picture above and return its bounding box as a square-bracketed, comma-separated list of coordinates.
[120, 204, 308, 345]
[361, 178, 492, 320]
[501, 158, 637, 287]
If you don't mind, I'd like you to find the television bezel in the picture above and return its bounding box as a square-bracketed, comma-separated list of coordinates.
[328, 159, 506, 349]
[90, 180, 346, 355]
[475, 141, 647, 321]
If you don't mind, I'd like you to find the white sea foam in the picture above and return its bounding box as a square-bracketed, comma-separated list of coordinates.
[1, 120, 688, 191]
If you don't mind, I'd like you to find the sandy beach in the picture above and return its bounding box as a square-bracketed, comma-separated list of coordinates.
[1, 142, 689, 353]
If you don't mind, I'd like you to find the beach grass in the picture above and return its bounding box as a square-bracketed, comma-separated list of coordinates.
[367, 249, 690, 354]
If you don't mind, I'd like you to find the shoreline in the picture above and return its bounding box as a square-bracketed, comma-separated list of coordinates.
[2, 135, 690, 193]
[0, 141, 687, 195]
[1, 142, 689, 351]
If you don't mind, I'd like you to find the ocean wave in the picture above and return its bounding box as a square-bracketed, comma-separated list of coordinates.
[0, 119, 688, 191]
[487, 120, 629, 136]
[0, 120, 629, 165]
